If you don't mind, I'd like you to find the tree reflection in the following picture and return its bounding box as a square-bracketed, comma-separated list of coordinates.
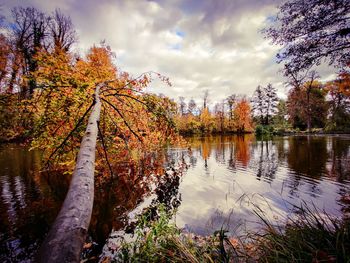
[188, 135, 253, 171]
[254, 138, 278, 181]
[201, 137, 211, 169]
[0, 146, 63, 262]
[234, 135, 252, 167]
[287, 136, 328, 178]
[329, 137, 350, 182]
[88, 150, 187, 257]
[0, 145, 187, 262]
[328, 137, 350, 218]
[285, 136, 328, 197]
[214, 136, 226, 164]
[227, 138, 235, 171]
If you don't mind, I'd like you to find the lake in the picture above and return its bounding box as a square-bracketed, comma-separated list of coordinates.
[1, 135, 350, 262]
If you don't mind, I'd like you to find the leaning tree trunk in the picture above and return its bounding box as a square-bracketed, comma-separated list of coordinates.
[38, 83, 103, 263]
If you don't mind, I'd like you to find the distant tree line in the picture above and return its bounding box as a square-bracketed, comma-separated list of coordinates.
[174, 72, 350, 135]
[175, 90, 253, 134]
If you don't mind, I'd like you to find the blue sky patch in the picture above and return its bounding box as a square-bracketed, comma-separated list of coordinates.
[175, 29, 185, 38]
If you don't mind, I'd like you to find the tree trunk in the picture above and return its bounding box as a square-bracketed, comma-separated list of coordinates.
[266, 103, 270, 126]
[307, 90, 311, 132]
[38, 83, 103, 263]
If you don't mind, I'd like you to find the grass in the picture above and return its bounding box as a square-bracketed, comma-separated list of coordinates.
[108, 203, 350, 263]
[249, 204, 350, 263]
[114, 205, 238, 262]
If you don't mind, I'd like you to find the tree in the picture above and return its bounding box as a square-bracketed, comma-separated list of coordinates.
[233, 98, 253, 133]
[38, 83, 102, 263]
[200, 107, 213, 133]
[203, 89, 209, 109]
[187, 98, 197, 115]
[213, 101, 225, 132]
[251, 85, 265, 124]
[32, 44, 178, 261]
[264, 83, 279, 125]
[287, 81, 328, 130]
[264, 0, 350, 73]
[251, 84, 278, 125]
[0, 34, 10, 88]
[273, 99, 289, 129]
[11, 7, 49, 97]
[7, 7, 76, 97]
[325, 72, 350, 130]
[304, 72, 320, 132]
[48, 9, 77, 52]
[178, 96, 186, 116]
[333, 71, 350, 96]
[226, 94, 236, 121]
[32, 45, 177, 164]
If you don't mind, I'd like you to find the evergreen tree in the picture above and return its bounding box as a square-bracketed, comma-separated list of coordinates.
[251, 85, 265, 124]
[264, 84, 278, 125]
[251, 84, 278, 125]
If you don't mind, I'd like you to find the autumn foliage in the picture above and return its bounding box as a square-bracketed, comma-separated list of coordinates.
[233, 99, 253, 133]
[175, 96, 254, 134]
[27, 45, 179, 172]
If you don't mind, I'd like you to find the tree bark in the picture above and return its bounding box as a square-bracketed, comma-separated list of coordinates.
[307, 89, 311, 132]
[38, 83, 103, 263]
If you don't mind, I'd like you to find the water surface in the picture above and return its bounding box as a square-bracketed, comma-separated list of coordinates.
[172, 135, 350, 235]
[1, 135, 350, 262]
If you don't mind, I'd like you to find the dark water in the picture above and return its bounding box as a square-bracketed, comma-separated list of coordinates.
[1, 135, 350, 262]
[0, 145, 69, 262]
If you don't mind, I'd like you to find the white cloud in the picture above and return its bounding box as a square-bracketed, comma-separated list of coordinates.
[2, 0, 337, 107]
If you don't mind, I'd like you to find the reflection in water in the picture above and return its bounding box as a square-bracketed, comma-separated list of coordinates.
[83, 150, 187, 260]
[329, 137, 350, 182]
[252, 139, 278, 181]
[175, 135, 350, 236]
[0, 146, 187, 262]
[0, 145, 64, 263]
[1, 135, 350, 262]
[287, 136, 328, 178]
[234, 135, 252, 167]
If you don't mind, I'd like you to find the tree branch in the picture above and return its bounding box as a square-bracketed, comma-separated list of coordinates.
[101, 97, 142, 142]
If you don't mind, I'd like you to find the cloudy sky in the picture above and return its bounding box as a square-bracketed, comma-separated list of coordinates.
[1, 0, 336, 106]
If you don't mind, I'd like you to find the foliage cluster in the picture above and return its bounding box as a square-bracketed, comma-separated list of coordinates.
[263, 0, 350, 74]
[175, 95, 254, 135]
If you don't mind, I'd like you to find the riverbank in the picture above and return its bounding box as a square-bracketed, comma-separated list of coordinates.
[2, 127, 350, 145]
[179, 129, 350, 137]
[100, 202, 350, 263]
